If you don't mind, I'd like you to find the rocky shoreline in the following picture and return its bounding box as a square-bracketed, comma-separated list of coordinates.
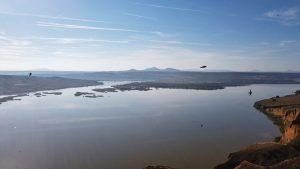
[142, 91, 300, 169]
[215, 91, 300, 169]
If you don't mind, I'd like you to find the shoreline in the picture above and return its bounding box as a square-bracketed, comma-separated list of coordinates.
[143, 90, 300, 169]
[1, 76, 299, 168]
[214, 91, 300, 169]
[113, 82, 300, 92]
[0, 75, 102, 104]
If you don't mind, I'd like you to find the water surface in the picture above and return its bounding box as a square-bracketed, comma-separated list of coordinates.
[0, 83, 299, 169]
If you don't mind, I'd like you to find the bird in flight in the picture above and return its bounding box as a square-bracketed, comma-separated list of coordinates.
[200, 66, 207, 69]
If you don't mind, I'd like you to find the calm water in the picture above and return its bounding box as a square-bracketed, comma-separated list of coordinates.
[0, 83, 299, 169]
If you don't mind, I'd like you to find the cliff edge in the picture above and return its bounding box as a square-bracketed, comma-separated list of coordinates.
[215, 92, 300, 169]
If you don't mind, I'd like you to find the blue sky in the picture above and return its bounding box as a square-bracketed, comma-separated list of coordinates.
[0, 0, 299, 71]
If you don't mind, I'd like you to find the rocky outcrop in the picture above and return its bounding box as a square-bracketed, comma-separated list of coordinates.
[215, 92, 300, 169]
[255, 97, 300, 145]
[281, 123, 300, 144]
[142, 92, 300, 169]
[143, 166, 177, 169]
[215, 140, 300, 169]
[234, 155, 300, 169]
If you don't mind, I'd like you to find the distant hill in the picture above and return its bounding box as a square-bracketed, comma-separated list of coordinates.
[164, 68, 181, 72]
[127, 69, 138, 72]
[285, 70, 300, 73]
[142, 67, 180, 72]
[143, 67, 161, 71]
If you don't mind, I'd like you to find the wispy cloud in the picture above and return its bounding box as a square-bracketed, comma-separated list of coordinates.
[149, 40, 210, 46]
[0, 11, 105, 23]
[279, 40, 300, 47]
[134, 2, 205, 13]
[262, 8, 299, 26]
[37, 37, 129, 44]
[124, 13, 156, 21]
[151, 31, 179, 38]
[37, 22, 140, 32]
[0, 33, 38, 59]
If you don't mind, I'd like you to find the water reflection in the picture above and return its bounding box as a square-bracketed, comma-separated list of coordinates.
[0, 83, 299, 169]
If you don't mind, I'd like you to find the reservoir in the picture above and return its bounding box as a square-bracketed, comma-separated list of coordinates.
[0, 83, 299, 169]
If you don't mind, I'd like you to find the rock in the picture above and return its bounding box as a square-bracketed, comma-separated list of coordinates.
[43, 92, 63, 95]
[84, 95, 103, 98]
[281, 124, 300, 144]
[215, 141, 300, 169]
[144, 166, 177, 169]
[74, 92, 94, 97]
[216, 93, 300, 169]
[234, 156, 300, 169]
[34, 93, 42, 97]
[234, 161, 263, 169]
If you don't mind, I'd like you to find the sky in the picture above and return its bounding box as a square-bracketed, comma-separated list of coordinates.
[0, 0, 300, 71]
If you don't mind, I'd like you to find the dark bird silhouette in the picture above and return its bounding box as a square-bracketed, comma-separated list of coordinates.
[28, 72, 32, 77]
[200, 66, 207, 69]
[249, 89, 252, 96]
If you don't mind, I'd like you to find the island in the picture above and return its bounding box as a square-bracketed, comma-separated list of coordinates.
[0, 75, 101, 96]
[84, 95, 103, 98]
[110, 72, 300, 91]
[43, 92, 63, 95]
[0, 94, 29, 104]
[74, 92, 103, 98]
[92, 87, 118, 93]
[0, 75, 101, 104]
[215, 91, 300, 169]
[74, 92, 95, 97]
[113, 82, 225, 91]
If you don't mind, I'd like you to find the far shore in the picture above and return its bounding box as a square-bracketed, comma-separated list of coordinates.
[0, 75, 101, 96]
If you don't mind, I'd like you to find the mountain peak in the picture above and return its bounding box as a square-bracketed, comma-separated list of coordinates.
[143, 67, 161, 71]
[142, 67, 181, 72]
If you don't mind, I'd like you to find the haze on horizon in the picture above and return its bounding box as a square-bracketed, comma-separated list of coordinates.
[0, 0, 299, 72]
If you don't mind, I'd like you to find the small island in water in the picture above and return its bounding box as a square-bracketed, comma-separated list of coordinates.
[0, 75, 101, 104]
[1, 72, 300, 169]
